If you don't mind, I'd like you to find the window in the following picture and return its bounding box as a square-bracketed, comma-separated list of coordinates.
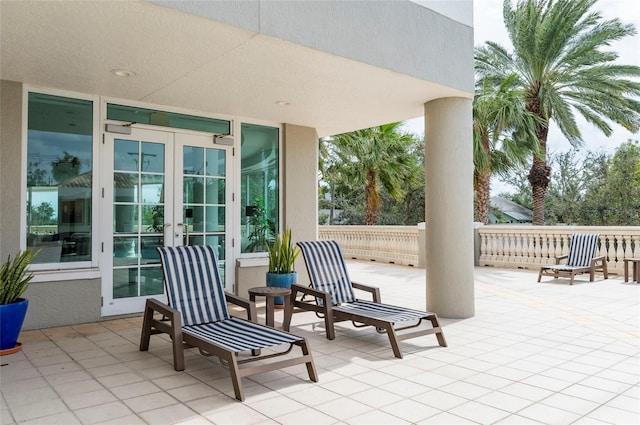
[240, 123, 279, 253]
[26, 92, 93, 264]
[107, 104, 230, 134]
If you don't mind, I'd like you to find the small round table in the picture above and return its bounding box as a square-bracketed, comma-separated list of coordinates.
[247, 286, 291, 328]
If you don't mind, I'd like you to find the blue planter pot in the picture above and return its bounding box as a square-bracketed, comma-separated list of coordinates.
[266, 272, 297, 306]
[0, 298, 29, 351]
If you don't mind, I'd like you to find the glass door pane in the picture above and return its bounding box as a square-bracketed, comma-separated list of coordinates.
[181, 145, 228, 285]
[112, 139, 166, 299]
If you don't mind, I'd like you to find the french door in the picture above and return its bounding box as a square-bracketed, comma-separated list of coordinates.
[101, 128, 232, 316]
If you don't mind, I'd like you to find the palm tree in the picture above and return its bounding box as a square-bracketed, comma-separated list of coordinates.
[476, 0, 640, 224]
[326, 123, 421, 225]
[473, 73, 540, 224]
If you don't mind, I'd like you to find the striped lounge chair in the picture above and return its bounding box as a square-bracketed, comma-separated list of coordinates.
[139, 245, 317, 401]
[283, 240, 447, 359]
[538, 233, 608, 285]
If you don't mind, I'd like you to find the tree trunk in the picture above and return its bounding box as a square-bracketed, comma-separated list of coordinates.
[528, 120, 550, 225]
[364, 169, 379, 225]
[525, 87, 551, 225]
[475, 169, 492, 224]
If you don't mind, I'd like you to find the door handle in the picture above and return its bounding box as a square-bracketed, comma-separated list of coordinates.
[177, 223, 189, 246]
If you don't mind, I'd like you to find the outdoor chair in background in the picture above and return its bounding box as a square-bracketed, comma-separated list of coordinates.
[538, 233, 608, 285]
[139, 245, 318, 401]
[284, 240, 447, 359]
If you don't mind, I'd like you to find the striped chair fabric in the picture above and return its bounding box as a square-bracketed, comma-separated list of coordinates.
[158, 245, 300, 351]
[183, 317, 299, 352]
[566, 234, 600, 267]
[158, 246, 229, 326]
[297, 240, 356, 305]
[334, 300, 428, 324]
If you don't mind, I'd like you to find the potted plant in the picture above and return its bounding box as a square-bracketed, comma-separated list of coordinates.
[266, 228, 300, 307]
[0, 249, 39, 355]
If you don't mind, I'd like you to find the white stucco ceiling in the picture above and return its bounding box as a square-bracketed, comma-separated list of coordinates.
[0, 1, 468, 137]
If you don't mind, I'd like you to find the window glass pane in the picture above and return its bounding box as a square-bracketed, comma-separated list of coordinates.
[205, 178, 225, 205]
[113, 268, 138, 298]
[141, 142, 164, 173]
[114, 173, 138, 202]
[114, 139, 138, 171]
[206, 149, 226, 177]
[141, 174, 164, 204]
[240, 123, 279, 253]
[113, 237, 138, 266]
[114, 205, 138, 233]
[140, 267, 163, 295]
[107, 104, 230, 134]
[183, 146, 204, 175]
[183, 177, 204, 204]
[27, 92, 93, 264]
[205, 206, 225, 232]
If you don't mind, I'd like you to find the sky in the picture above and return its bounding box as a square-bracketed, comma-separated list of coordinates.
[404, 0, 640, 194]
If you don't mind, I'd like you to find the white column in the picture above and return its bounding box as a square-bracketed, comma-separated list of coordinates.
[283, 124, 318, 284]
[425, 97, 475, 318]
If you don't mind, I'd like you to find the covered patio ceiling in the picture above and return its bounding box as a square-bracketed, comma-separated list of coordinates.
[0, 1, 467, 137]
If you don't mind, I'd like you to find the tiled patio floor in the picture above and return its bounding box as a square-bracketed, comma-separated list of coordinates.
[1, 263, 638, 425]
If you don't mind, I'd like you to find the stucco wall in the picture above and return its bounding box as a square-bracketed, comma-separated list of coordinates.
[152, 0, 474, 94]
[0, 80, 23, 259]
[22, 278, 101, 329]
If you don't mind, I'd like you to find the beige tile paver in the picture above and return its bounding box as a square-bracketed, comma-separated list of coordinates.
[1, 264, 637, 425]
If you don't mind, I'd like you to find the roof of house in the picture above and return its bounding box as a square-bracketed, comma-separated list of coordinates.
[490, 196, 533, 222]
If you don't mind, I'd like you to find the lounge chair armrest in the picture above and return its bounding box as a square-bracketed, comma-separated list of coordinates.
[225, 291, 258, 322]
[351, 281, 381, 303]
[555, 254, 569, 264]
[146, 298, 181, 319]
[290, 283, 329, 300]
[591, 255, 606, 265]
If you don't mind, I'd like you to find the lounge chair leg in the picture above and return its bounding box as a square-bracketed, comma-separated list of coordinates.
[301, 338, 318, 382]
[226, 354, 244, 402]
[323, 305, 335, 340]
[139, 303, 153, 352]
[537, 270, 543, 282]
[385, 325, 403, 359]
[428, 316, 447, 347]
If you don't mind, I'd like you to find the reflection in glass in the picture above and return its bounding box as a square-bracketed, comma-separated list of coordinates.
[183, 146, 204, 175]
[114, 173, 138, 202]
[141, 174, 164, 203]
[141, 142, 164, 173]
[140, 236, 163, 264]
[206, 207, 225, 232]
[114, 205, 138, 233]
[140, 267, 164, 295]
[27, 92, 93, 264]
[206, 149, 225, 177]
[183, 177, 204, 204]
[113, 237, 137, 266]
[186, 206, 204, 232]
[113, 268, 138, 298]
[240, 123, 279, 253]
[142, 206, 164, 233]
[114, 139, 139, 171]
[205, 178, 225, 205]
[206, 235, 225, 261]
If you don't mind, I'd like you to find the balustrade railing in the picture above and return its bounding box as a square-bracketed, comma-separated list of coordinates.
[318, 225, 419, 266]
[319, 224, 640, 274]
[478, 225, 640, 274]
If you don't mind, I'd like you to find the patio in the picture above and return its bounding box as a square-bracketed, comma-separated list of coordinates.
[1, 262, 638, 425]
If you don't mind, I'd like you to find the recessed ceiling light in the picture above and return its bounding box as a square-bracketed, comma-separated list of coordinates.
[275, 100, 290, 106]
[110, 69, 136, 77]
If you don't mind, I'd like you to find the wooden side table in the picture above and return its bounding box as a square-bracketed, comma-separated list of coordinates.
[623, 258, 640, 283]
[247, 286, 292, 328]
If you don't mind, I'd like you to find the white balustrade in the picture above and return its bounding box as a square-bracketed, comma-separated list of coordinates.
[318, 226, 419, 266]
[319, 225, 640, 275]
[478, 225, 640, 274]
